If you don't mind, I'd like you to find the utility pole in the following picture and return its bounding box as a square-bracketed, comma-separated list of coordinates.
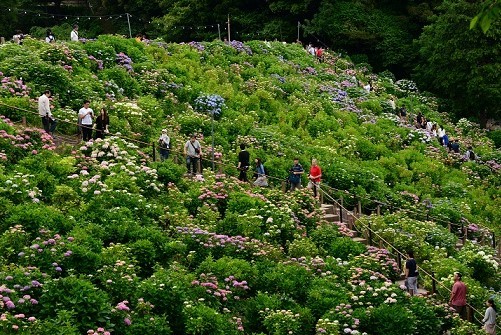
[126, 13, 132, 39]
[297, 21, 300, 42]
[227, 14, 231, 42]
[218, 24, 221, 41]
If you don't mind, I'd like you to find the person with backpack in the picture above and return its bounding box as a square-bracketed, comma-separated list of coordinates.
[158, 129, 170, 161]
[288, 157, 304, 191]
[464, 147, 476, 161]
[45, 29, 55, 43]
[253, 158, 268, 187]
[184, 134, 202, 175]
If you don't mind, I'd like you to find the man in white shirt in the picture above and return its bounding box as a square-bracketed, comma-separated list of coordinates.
[38, 90, 57, 135]
[78, 100, 94, 141]
[70, 25, 79, 42]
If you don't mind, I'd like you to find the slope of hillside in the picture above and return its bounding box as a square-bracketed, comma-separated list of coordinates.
[0, 36, 499, 334]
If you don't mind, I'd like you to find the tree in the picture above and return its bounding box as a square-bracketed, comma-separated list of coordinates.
[471, 0, 501, 33]
[414, 0, 501, 125]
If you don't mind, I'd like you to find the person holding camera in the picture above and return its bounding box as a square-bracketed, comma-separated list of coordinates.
[288, 157, 304, 191]
[38, 90, 57, 136]
[184, 134, 202, 175]
[78, 100, 94, 141]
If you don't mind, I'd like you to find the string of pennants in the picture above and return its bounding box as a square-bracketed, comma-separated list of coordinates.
[4, 7, 289, 38]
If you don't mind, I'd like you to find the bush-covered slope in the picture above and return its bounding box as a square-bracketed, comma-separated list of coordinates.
[0, 36, 499, 334]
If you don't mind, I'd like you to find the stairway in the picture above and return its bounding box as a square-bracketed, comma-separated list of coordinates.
[321, 203, 366, 244]
[321, 203, 429, 296]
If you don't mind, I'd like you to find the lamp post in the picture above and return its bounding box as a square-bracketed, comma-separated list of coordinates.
[211, 110, 215, 171]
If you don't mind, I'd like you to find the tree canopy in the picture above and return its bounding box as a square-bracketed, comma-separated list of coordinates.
[414, 0, 501, 124]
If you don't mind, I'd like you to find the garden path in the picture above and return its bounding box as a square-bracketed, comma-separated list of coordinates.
[321, 203, 430, 296]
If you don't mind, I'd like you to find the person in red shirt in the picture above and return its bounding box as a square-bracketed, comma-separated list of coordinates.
[308, 159, 322, 199]
[449, 271, 468, 320]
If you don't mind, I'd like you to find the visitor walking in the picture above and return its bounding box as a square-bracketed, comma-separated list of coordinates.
[12, 30, 24, 45]
[45, 29, 55, 43]
[237, 144, 250, 182]
[158, 129, 170, 161]
[94, 108, 109, 139]
[405, 251, 419, 296]
[38, 90, 57, 136]
[288, 157, 304, 191]
[438, 125, 446, 145]
[70, 25, 79, 42]
[464, 147, 476, 161]
[184, 134, 201, 175]
[253, 158, 268, 187]
[482, 298, 497, 334]
[308, 158, 322, 199]
[450, 139, 460, 153]
[449, 271, 468, 320]
[78, 100, 94, 141]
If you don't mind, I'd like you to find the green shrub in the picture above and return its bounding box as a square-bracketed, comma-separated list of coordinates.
[358, 304, 417, 335]
[39, 276, 111, 333]
[407, 298, 442, 335]
[324, 237, 366, 261]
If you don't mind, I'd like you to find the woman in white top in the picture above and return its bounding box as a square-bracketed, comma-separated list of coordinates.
[483, 298, 497, 334]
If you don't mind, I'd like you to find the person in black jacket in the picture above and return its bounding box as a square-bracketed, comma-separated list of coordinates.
[94, 108, 109, 139]
[237, 143, 250, 182]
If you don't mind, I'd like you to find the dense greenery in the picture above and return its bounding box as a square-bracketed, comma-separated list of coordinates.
[1, 0, 499, 123]
[0, 36, 499, 334]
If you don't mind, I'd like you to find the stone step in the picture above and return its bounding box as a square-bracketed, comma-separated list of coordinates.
[347, 229, 358, 237]
[323, 213, 340, 222]
[396, 279, 429, 296]
[352, 237, 367, 244]
[455, 241, 464, 250]
[321, 204, 335, 215]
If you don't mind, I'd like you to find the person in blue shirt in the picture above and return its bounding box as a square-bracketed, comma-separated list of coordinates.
[288, 157, 304, 191]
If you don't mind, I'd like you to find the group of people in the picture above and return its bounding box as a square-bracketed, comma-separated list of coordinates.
[11, 25, 78, 44]
[38, 91, 109, 141]
[415, 112, 476, 161]
[405, 252, 497, 333]
[77, 100, 110, 141]
[306, 44, 324, 62]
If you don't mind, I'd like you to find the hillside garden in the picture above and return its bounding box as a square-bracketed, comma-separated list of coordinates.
[0, 36, 499, 334]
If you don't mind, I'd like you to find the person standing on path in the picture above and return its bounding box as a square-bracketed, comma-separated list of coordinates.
[78, 100, 94, 141]
[184, 134, 202, 175]
[70, 25, 79, 42]
[308, 158, 322, 199]
[237, 143, 250, 182]
[482, 298, 497, 334]
[405, 251, 419, 296]
[94, 108, 109, 140]
[38, 90, 57, 136]
[449, 271, 468, 320]
[158, 129, 170, 161]
[288, 157, 304, 191]
[253, 158, 268, 187]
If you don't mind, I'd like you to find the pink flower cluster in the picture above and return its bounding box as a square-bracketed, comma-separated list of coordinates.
[191, 273, 249, 301]
[176, 225, 282, 257]
[0, 73, 31, 97]
[87, 327, 111, 335]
